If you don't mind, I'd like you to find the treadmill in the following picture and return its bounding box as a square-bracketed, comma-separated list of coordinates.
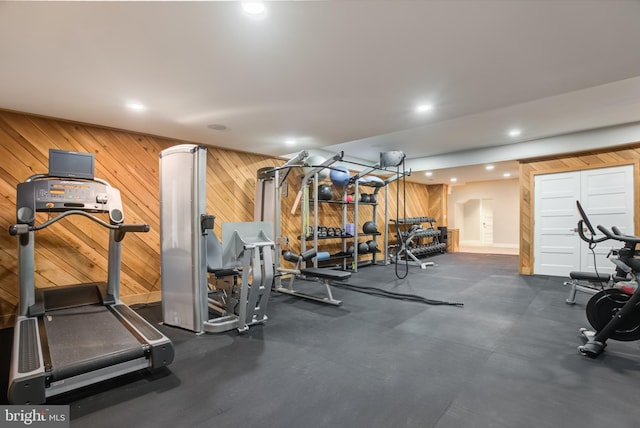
[7, 149, 174, 404]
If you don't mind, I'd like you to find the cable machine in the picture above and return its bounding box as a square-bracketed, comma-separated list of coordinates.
[159, 144, 275, 334]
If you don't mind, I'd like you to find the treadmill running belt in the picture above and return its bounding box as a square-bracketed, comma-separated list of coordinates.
[44, 305, 146, 381]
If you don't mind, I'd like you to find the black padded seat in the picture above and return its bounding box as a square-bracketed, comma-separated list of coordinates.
[208, 268, 239, 278]
[569, 271, 610, 282]
[300, 268, 351, 281]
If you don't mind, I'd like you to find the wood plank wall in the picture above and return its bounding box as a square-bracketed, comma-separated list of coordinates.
[0, 110, 445, 328]
[518, 144, 640, 274]
[427, 184, 448, 225]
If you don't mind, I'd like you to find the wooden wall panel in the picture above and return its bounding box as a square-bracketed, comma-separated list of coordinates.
[0, 111, 178, 328]
[427, 184, 448, 226]
[519, 144, 640, 274]
[0, 109, 443, 328]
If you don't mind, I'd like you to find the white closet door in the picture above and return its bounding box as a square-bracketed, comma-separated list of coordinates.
[534, 171, 582, 277]
[579, 165, 634, 273]
[534, 164, 634, 276]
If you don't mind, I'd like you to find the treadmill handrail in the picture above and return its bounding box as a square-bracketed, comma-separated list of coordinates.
[9, 210, 149, 235]
[24, 173, 111, 187]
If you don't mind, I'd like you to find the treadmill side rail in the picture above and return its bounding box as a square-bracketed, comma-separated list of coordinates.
[8, 317, 46, 404]
[111, 304, 175, 368]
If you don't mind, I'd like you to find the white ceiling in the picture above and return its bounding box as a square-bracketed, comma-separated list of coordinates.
[1, 1, 640, 185]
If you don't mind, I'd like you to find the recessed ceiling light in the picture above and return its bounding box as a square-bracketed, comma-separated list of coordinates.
[450, 177, 457, 182]
[425, 171, 433, 176]
[508, 128, 522, 137]
[485, 165, 495, 171]
[242, 1, 266, 16]
[416, 104, 434, 113]
[503, 172, 511, 178]
[126, 102, 146, 112]
[285, 139, 296, 146]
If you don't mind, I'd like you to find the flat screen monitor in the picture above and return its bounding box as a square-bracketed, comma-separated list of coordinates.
[48, 149, 95, 179]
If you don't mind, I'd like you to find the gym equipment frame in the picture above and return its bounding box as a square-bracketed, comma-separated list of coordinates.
[255, 151, 408, 305]
[8, 163, 174, 404]
[574, 201, 640, 358]
[564, 203, 633, 304]
[277, 249, 351, 306]
[159, 144, 274, 334]
[389, 217, 446, 269]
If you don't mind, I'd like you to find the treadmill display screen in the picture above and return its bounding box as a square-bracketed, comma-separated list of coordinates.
[48, 149, 95, 180]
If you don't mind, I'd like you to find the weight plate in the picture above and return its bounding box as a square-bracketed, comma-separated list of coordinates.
[586, 289, 640, 341]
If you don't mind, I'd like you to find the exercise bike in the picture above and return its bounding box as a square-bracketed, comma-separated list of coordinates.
[565, 203, 634, 305]
[574, 201, 640, 358]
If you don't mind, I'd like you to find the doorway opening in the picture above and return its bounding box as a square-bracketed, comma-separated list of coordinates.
[456, 198, 513, 254]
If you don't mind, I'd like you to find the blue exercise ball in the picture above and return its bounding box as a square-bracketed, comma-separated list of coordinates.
[330, 165, 351, 187]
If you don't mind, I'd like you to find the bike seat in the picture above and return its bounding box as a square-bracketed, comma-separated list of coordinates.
[569, 271, 610, 282]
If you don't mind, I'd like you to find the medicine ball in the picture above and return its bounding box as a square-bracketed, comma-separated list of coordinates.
[360, 194, 370, 203]
[303, 155, 329, 181]
[369, 193, 377, 203]
[367, 240, 377, 252]
[358, 242, 369, 254]
[330, 165, 351, 187]
[317, 184, 333, 200]
[347, 245, 354, 255]
[362, 221, 378, 234]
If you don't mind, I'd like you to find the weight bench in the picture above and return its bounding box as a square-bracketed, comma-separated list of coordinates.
[276, 250, 351, 306]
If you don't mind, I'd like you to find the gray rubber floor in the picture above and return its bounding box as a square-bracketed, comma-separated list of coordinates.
[3, 252, 640, 427]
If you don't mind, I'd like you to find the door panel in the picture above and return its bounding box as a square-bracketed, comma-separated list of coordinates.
[579, 165, 634, 273]
[481, 199, 493, 244]
[534, 165, 634, 277]
[534, 172, 581, 276]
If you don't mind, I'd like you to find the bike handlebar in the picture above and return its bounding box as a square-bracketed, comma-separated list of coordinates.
[596, 224, 640, 244]
[577, 220, 608, 244]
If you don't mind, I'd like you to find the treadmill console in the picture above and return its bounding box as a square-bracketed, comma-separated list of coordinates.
[16, 178, 124, 224]
[34, 180, 108, 211]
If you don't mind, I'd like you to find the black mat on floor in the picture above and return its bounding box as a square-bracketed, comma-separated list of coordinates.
[2, 253, 640, 427]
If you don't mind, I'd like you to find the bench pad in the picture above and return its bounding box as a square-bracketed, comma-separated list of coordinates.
[301, 268, 351, 281]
